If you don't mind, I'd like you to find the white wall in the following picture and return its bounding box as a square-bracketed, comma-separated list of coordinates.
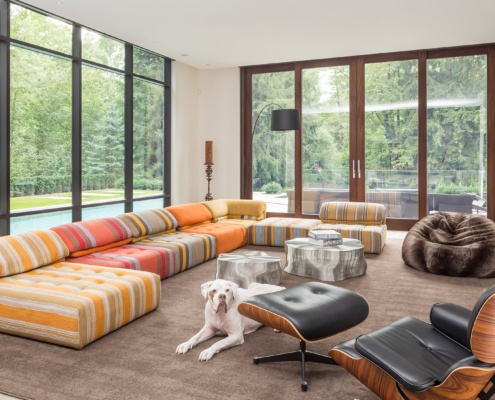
[172, 62, 241, 204]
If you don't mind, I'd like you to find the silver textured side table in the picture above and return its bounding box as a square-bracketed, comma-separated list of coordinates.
[284, 238, 367, 281]
[216, 251, 283, 288]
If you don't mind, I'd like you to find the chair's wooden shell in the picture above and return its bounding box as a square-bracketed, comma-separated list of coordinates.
[329, 288, 495, 400]
[329, 348, 495, 400]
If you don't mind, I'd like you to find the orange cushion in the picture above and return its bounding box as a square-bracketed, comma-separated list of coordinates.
[69, 238, 132, 257]
[181, 224, 247, 257]
[165, 203, 212, 228]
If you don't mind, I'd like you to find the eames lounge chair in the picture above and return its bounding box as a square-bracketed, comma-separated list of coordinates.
[329, 285, 495, 400]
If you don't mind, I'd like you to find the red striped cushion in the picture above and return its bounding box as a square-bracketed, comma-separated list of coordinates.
[50, 218, 133, 253]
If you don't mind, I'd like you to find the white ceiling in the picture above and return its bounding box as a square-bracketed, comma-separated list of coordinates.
[21, 0, 495, 70]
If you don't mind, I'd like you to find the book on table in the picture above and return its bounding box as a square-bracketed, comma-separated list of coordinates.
[308, 229, 342, 240]
[308, 237, 344, 247]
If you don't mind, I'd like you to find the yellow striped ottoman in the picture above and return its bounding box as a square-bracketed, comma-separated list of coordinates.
[0, 262, 160, 349]
[317, 202, 387, 254]
[248, 218, 321, 246]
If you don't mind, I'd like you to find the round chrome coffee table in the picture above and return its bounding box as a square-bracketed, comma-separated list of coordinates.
[284, 238, 367, 281]
[216, 251, 283, 288]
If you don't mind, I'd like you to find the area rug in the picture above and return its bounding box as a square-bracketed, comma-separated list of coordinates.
[0, 238, 487, 400]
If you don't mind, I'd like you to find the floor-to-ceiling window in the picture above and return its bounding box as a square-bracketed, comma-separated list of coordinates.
[426, 55, 487, 215]
[302, 65, 350, 214]
[250, 70, 295, 213]
[365, 59, 419, 219]
[242, 46, 494, 228]
[0, 1, 171, 235]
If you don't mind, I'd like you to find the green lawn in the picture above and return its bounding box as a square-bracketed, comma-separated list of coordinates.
[11, 189, 162, 211]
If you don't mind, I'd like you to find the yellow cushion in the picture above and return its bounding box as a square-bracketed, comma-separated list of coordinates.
[201, 199, 229, 220]
[226, 199, 266, 221]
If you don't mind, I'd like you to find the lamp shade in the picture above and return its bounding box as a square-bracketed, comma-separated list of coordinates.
[270, 109, 301, 131]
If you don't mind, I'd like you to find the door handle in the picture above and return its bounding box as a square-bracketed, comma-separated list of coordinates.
[358, 160, 361, 179]
[352, 160, 356, 179]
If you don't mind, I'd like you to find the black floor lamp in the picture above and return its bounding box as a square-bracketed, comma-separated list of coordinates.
[252, 104, 301, 140]
[249, 104, 301, 194]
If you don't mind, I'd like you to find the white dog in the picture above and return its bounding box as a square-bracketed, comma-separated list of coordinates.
[176, 279, 285, 361]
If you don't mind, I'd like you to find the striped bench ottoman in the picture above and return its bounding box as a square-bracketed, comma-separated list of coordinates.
[316, 202, 387, 254]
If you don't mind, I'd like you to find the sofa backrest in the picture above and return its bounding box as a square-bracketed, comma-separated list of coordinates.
[0, 230, 69, 277]
[116, 208, 178, 238]
[319, 201, 386, 225]
[166, 203, 213, 229]
[50, 217, 132, 256]
[201, 199, 266, 221]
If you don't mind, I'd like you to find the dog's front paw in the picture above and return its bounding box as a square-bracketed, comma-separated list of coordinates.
[198, 347, 216, 361]
[176, 341, 193, 355]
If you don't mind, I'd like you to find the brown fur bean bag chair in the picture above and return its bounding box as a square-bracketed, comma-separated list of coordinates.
[402, 212, 495, 278]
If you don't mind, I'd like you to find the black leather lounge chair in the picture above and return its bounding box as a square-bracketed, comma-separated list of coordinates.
[329, 285, 495, 400]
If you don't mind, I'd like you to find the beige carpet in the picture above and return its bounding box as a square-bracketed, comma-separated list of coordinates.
[0, 238, 488, 400]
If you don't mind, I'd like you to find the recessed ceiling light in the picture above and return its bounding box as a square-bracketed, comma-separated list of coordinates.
[181, 54, 189, 57]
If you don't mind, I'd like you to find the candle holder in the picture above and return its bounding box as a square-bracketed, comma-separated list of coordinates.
[204, 163, 213, 201]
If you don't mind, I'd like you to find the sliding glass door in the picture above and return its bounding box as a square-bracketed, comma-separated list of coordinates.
[427, 55, 487, 216]
[251, 71, 295, 213]
[365, 60, 419, 219]
[301, 65, 350, 215]
[242, 44, 494, 225]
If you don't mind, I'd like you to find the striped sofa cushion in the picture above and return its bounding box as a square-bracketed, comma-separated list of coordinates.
[51, 218, 133, 254]
[133, 232, 216, 274]
[314, 223, 387, 254]
[0, 230, 69, 277]
[248, 218, 321, 247]
[165, 203, 212, 228]
[65, 245, 176, 280]
[116, 209, 178, 238]
[319, 202, 386, 225]
[0, 262, 160, 349]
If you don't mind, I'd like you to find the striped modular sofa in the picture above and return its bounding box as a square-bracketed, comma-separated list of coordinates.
[0, 198, 386, 349]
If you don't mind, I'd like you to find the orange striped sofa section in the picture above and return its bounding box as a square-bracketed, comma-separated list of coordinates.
[0, 262, 160, 349]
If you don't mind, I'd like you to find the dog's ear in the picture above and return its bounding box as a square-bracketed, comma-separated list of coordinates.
[228, 282, 239, 300]
[201, 281, 214, 299]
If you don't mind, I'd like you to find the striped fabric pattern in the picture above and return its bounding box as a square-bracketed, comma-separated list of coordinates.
[181, 223, 247, 257]
[248, 218, 321, 247]
[51, 218, 133, 254]
[65, 245, 176, 280]
[133, 232, 216, 274]
[314, 223, 387, 254]
[0, 230, 69, 277]
[319, 201, 386, 225]
[116, 209, 178, 238]
[0, 262, 160, 349]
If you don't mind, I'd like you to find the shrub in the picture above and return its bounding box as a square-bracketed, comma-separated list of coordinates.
[262, 182, 282, 194]
[436, 182, 478, 194]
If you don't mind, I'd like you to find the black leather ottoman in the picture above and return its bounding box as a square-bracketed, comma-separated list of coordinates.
[238, 282, 369, 391]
